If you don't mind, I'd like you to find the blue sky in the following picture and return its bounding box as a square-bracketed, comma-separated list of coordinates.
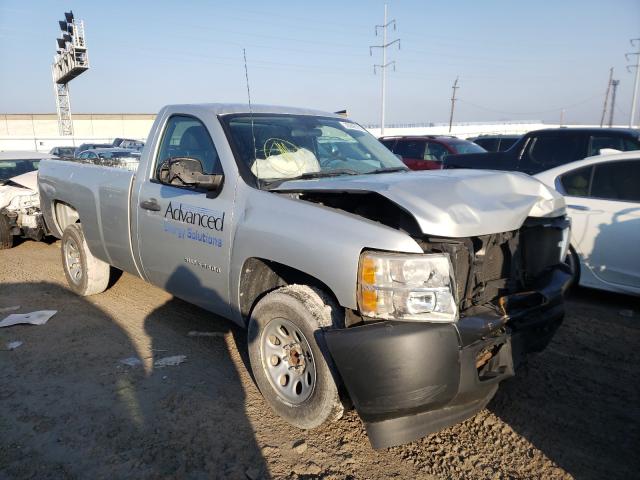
[1, 0, 639, 125]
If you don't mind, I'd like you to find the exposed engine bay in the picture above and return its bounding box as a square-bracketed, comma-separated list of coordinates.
[0, 171, 46, 242]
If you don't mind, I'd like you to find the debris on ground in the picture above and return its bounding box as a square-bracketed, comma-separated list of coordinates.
[5, 340, 23, 350]
[119, 357, 142, 367]
[154, 355, 187, 367]
[0, 310, 57, 328]
[618, 309, 634, 318]
[0, 305, 20, 313]
[292, 439, 308, 454]
[187, 331, 225, 337]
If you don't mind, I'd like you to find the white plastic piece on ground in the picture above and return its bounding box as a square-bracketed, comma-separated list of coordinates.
[119, 357, 143, 367]
[187, 331, 225, 337]
[6, 340, 23, 350]
[154, 355, 187, 367]
[0, 310, 57, 328]
[0, 305, 20, 313]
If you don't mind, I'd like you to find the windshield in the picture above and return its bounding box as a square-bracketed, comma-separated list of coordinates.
[0, 159, 41, 182]
[222, 114, 407, 186]
[450, 141, 486, 154]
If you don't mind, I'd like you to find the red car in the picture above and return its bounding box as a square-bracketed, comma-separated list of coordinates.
[380, 135, 486, 170]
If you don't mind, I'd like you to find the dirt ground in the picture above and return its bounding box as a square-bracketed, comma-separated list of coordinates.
[1, 240, 638, 480]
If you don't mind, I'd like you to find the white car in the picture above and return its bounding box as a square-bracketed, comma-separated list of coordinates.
[535, 151, 640, 295]
[0, 151, 54, 248]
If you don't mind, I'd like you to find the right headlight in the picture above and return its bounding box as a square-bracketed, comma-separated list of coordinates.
[357, 251, 458, 323]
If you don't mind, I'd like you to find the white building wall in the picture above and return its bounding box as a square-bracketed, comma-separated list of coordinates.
[0, 113, 626, 153]
[0, 113, 155, 152]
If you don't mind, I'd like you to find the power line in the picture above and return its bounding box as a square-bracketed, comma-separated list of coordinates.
[369, 3, 400, 134]
[626, 38, 640, 128]
[448, 76, 459, 132]
[457, 93, 602, 116]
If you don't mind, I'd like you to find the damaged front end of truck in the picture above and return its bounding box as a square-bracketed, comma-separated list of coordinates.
[275, 169, 572, 448]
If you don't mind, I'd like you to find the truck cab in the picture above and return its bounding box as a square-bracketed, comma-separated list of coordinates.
[38, 104, 572, 448]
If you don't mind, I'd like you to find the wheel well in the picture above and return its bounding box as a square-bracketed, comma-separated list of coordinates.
[53, 201, 80, 234]
[239, 258, 340, 324]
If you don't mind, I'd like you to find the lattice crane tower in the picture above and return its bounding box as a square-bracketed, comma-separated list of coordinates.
[52, 11, 89, 136]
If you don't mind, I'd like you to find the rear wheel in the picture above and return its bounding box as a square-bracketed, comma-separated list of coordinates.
[61, 223, 110, 296]
[248, 285, 344, 429]
[0, 214, 13, 249]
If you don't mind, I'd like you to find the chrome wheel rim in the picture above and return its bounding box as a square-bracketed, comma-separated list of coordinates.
[260, 317, 316, 405]
[64, 237, 82, 284]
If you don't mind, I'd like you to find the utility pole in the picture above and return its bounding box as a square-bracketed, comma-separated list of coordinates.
[560, 108, 565, 127]
[600, 67, 614, 127]
[609, 79, 620, 128]
[626, 38, 640, 128]
[448, 77, 459, 133]
[370, 4, 400, 135]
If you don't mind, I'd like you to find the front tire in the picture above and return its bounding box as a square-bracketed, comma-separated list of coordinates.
[0, 214, 14, 249]
[61, 223, 110, 296]
[565, 245, 580, 288]
[248, 285, 344, 429]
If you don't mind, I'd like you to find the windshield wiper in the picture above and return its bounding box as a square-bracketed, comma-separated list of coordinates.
[295, 168, 361, 179]
[368, 166, 408, 174]
[262, 169, 361, 188]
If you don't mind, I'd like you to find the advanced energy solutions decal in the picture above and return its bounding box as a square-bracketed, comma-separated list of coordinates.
[162, 202, 225, 248]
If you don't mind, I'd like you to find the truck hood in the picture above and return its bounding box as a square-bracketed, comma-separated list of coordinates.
[0, 171, 38, 210]
[274, 169, 566, 237]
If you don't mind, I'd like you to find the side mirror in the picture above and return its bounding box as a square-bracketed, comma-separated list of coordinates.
[159, 157, 224, 194]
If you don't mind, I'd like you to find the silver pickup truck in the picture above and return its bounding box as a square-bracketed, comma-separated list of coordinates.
[38, 104, 572, 448]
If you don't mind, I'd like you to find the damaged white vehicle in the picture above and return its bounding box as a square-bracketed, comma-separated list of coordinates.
[0, 151, 53, 249]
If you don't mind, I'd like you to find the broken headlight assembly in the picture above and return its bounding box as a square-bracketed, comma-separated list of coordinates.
[357, 251, 458, 323]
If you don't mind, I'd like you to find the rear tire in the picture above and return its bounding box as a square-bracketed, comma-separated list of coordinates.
[0, 214, 13, 249]
[61, 223, 110, 296]
[248, 285, 344, 430]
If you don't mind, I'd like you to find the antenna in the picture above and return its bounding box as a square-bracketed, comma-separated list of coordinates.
[243, 48, 259, 184]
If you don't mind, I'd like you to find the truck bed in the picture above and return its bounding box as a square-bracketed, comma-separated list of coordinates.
[38, 160, 139, 275]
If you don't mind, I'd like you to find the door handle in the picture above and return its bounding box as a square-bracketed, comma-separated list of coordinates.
[140, 198, 161, 211]
[567, 204, 589, 211]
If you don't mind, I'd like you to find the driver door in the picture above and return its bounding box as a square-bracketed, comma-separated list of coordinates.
[135, 114, 234, 317]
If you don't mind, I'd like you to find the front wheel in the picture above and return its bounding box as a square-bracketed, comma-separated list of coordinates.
[248, 285, 344, 429]
[564, 245, 580, 288]
[61, 223, 110, 296]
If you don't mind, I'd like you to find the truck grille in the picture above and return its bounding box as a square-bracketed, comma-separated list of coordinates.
[418, 216, 568, 314]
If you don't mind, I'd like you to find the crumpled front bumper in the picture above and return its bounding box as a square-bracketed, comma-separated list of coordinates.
[324, 265, 571, 449]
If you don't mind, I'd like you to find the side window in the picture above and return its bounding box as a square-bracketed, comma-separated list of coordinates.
[560, 165, 593, 197]
[476, 138, 498, 151]
[521, 135, 584, 174]
[588, 135, 625, 156]
[155, 115, 222, 180]
[499, 137, 518, 151]
[393, 140, 425, 159]
[424, 142, 449, 161]
[590, 160, 640, 202]
[380, 139, 396, 151]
